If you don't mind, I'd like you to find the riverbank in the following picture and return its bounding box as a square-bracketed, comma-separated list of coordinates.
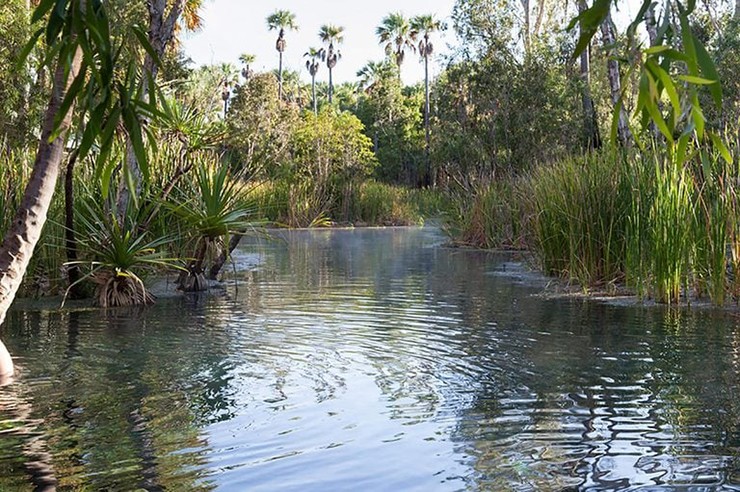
[443, 147, 740, 307]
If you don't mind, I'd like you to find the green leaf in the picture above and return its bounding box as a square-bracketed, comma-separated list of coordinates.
[646, 97, 673, 144]
[710, 132, 732, 164]
[31, 0, 57, 24]
[15, 28, 44, 71]
[645, 59, 680, 125]
[569, 0, 612, 58]
[132, 25, 161, 67]
[692, 31, 722, 108]
[677, 75, 717, 85]
[49, 61, 88, 142]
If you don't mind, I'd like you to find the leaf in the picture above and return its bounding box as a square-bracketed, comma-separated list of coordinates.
[645, 59, 680, 125]
[677, 75, 717, 85]
[692, 31, 722, 109]
[646, 97, 673, 144]
[710, 132, 732, 165]
[15, 28, 44, 71]
[31, 0, 57, 24]
[569, 0, 612, 58]
[132, 25, 161, 67]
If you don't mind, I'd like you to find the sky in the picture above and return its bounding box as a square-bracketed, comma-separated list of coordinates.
[181, 0, 458, 86]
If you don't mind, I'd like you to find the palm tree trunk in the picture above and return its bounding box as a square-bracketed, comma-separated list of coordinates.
[0, 45, 84, 379]
[278, 51, 284, 100]
[312, 75, 317, 114]
[329, 68, 334, 103]
[424, 52, 432, 187]
[601, 11, 632, 147]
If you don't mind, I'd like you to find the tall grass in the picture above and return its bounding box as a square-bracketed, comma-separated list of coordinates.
[250, 179, 434, 228]
[445, 180, 525, 249]
[446, 146, 740, 305]
[525, 149, 629, 287]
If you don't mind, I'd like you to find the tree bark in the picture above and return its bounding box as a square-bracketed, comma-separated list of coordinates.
[601, 10, 632, 147]
[424, 50, 432, 186]
[64, 149, 85, 299]
[329, 67, 334, 103]
[208, 233, 242, 280]
[645, 2, 658, 46]
[312, 76, 317, 114]
[578, 0, 601, 150]
[736, 0, 740, 19]
[0, 45, 84, 380]
[278, 51, 284, 100]
[117, 0, 186, 221]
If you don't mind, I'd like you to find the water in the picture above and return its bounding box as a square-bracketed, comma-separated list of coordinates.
[1, 227, 739, 491]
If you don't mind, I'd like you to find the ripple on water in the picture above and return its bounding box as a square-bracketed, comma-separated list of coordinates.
[1, 228, 739, 491]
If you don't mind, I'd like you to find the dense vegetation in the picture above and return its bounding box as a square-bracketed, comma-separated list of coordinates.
[1, 0, 739, 321]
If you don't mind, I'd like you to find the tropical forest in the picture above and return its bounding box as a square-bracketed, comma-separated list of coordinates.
[0, 0, 739, 490]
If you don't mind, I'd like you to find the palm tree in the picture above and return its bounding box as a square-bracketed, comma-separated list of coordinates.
[267, 9, 298, 100]
[356, 60, 394, 92]
[239, 53, 256, 82]
[319, 24, 345, 104]
[304, 47, 322, 114]
[410, 14, 443, 186]
[376, 12, 415, 76]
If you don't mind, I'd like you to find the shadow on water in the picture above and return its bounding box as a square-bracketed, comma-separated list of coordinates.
[0, 227, 739, 491]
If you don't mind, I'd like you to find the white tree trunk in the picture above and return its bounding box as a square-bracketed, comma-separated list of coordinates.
[601, 10, 632, 147]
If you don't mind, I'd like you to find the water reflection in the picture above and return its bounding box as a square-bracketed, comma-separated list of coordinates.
[0, 227, 738, 490]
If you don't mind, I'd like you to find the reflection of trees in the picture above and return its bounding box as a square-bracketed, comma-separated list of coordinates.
[451, 297, 740, 490]
[2, 227, 739, 489]
[0, 297, 245, 490]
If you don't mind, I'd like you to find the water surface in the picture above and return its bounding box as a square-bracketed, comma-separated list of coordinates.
[1, 227, 739, 491]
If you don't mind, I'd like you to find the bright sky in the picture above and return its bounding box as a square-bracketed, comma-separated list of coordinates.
[181, 0, 458, 86]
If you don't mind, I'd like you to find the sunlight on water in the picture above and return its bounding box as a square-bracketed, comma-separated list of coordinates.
[1, 227, 739, 490]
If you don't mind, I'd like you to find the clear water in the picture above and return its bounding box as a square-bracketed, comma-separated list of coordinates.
[1, 227, 739, 491]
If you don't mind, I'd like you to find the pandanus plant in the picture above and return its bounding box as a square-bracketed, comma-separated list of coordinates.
[267, 9, 298, 100]
[170, 160, 258, 292]
[319, 24, 344, 103]
[304, 47, 322, 114]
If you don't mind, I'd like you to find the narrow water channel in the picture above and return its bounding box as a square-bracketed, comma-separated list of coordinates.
[1, 227, 738, 491]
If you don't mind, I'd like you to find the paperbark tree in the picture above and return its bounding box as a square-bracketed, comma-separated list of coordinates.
[601, 9, 632, 147]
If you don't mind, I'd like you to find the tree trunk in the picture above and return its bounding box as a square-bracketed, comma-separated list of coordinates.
[278, 51, 284, 100]
[64, 149, 84, 299]
[208, 233, 242, 280]
[601, 11, 632, 147]
[521, 0, 531, 57]
[736, 0, 740, 19]
[645, 2, 658, 46]
[117, 0, 186, 221]
[424, 52, 432, 187]
[329, 67, 334, 104]
[578, 0, 601, 150]
[0, 46, 84, 380]
[312, 76, 317, 114]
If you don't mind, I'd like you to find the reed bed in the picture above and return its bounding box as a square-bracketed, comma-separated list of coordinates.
[448, 147, 740, 305]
